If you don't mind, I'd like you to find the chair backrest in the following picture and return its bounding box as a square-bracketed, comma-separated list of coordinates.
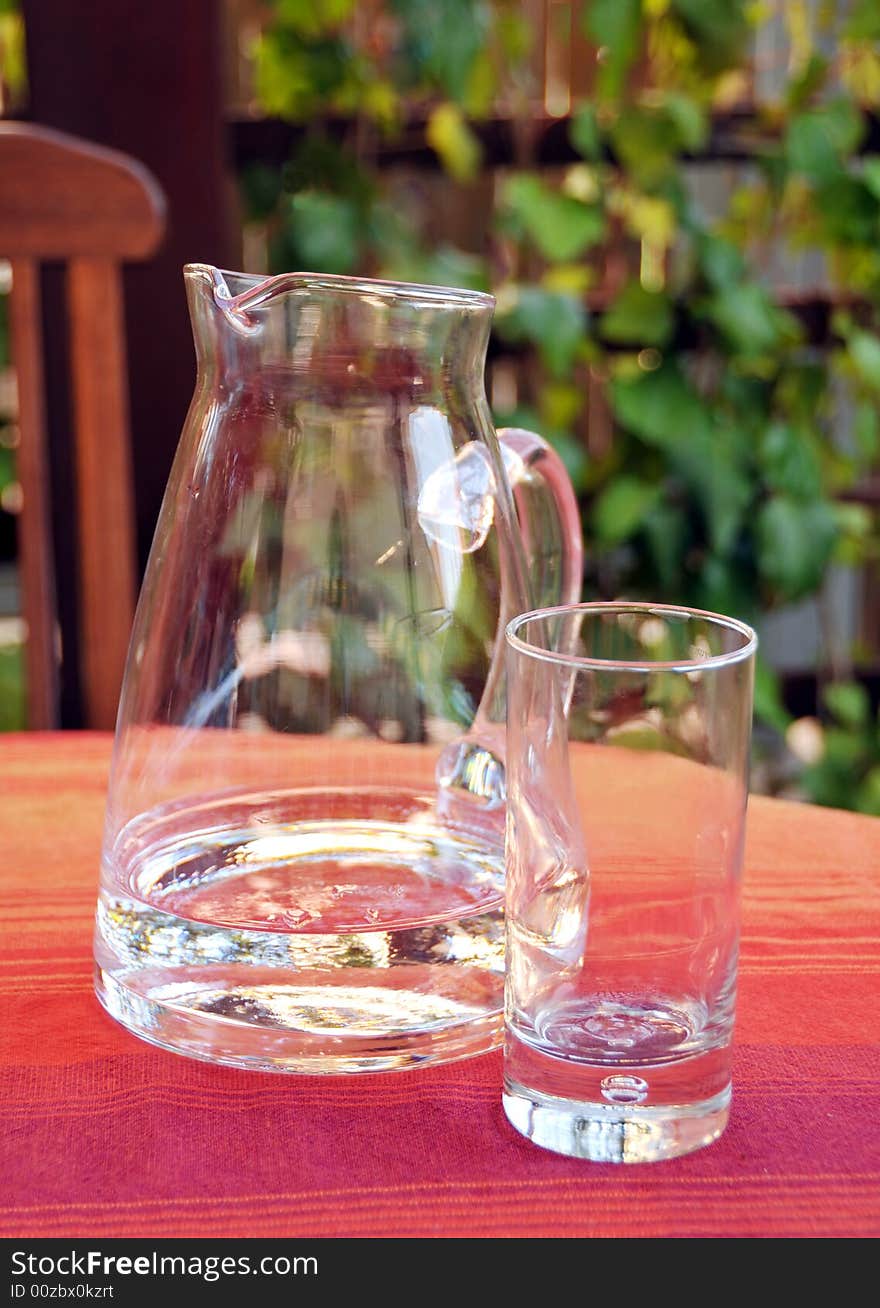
[0, 123, 165, 728]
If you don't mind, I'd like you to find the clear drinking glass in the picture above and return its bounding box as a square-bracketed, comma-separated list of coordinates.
[503, 603, 756, 1162]
[93, 267, 582, 1073]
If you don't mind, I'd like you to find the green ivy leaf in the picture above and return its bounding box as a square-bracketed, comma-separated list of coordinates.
[276, 0, 355, 36]
[391, 0, 491, 104]
[642, 502, 688, 592]
[785, 100, 865, 183]
[774, 362, 827, 425]
[758, 423, 824, 501]
[753, 657, 792, 734]
[700, 459, 752, 554]
[696, 554, 757, 621]
[662, 93, 708, 152]
[0, 645, 25, 733]
[755, 496, 839, 602]
[705, 283, 800, 356]
[697, 234, 746, 289]
[669, 0, 751, 75]
[824, 681, 870, 730]
[801, 742, 863, 810]
[833, 502, 873, 567]
[611, 361, 711, 447]
[463, 48, 496, 117]
[503, 175, 605, 260]
[239, 164, 283, 222]
[426, 103, 483, 182]
[253, 31, 354, 120]
[593, 476, 661, 546]
[848, 330, 880, 391]
[814, 176, 879, 245]
[570, 104, 602, 162]
[863, 158, 880, 201]
[823, 727, 867, 770]
[610, 364, 750, 551]
[540, 382, 583, 430]
[786, 52, 830, 112]
[494, 287, 588, 377]
[497, 11, 532, 62]
[845, 0, 880, 41]
[854, 402, 880, 460]
[281, 133, 373, 200]
[583, 0, 642, 103]
[0, 444, 15, 493]
[610, 107, 679, 187]
[600, 283, 675, 348]
[286, 191, 361, 273]
[855, 766, 880, 818]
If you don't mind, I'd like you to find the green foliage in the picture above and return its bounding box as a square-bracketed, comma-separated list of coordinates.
[702, 283, 801, 358]
[390, 0, 493, 108]
[494, 287, 588, 377]
[0, 645, 25, 732]
[784, 100, 865, 182]
[755, 496, 839, 602]
[0, 444, 14, 496]
[285, 191, 362, 273]
[0, 0, 25, 108]
[569, 104, 602, 161]
[800, 682, 880, 815]
[610, 103, 707, 187]
[753, 656, 792, 735]
[845, 0, 880, 42]
[599, 283, 674, 347]
[501, 175, 605, 261]
[243, 0, 880, 811]
[583, 0, 642, 104]
[848, 330, 880, 391]
[668, 0, 751, 75]
[611, 361, 752, 557]
[824, 681, 870, 730]
[593, 476, 660, 546]
[426, 103, 483, 182]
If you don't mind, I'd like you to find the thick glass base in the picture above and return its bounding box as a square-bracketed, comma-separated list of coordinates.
[503, 1078, 731, 1163]
[96, 965, 503, 1072]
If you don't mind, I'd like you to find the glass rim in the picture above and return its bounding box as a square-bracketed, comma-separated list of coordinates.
[505, 601, 758, 673]
[185, 264, 495, 314]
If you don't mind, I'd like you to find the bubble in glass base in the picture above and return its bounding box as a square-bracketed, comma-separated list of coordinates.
[502, 1020, 733, 1162]
[502, 1080, 731, 1164]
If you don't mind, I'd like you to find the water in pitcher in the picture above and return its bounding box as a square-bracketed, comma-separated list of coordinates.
[96, 784, 507, 1072]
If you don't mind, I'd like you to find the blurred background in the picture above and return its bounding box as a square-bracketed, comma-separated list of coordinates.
[1, 0, 879, 813]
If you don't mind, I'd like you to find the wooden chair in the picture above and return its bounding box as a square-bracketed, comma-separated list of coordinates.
[0, 122, 165, 729]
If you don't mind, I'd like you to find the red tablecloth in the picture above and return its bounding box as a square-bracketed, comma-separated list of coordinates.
[1, 733, 878, 1238]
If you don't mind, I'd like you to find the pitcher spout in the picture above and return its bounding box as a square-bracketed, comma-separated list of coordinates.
[183, 264, 495, 390]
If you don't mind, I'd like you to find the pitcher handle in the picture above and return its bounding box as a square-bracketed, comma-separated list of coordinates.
[498, 427, 584, 609]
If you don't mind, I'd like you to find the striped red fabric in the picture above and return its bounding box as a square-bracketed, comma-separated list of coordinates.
[1, 733, 878, 1238]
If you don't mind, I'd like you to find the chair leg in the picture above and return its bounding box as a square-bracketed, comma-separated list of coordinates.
[67, 257, 136, 731]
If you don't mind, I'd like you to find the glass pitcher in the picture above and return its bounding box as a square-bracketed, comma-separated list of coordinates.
[94, 267, 582, 1072]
